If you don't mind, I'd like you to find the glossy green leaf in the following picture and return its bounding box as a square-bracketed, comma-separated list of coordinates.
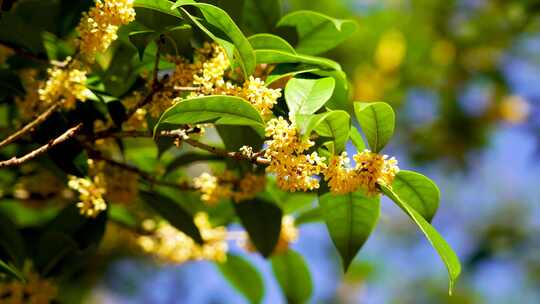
[271, 249, 313, 304]
[319, 191, 380, 271]
[155, 96, 265, 137]
[285, 77, 335, 115]
[254, 49, 341, 71]
[174, 2, 256, 76]
[242, 0, 282, 33]
[296, 112, 333, 141]
[277, 10, 357, 55]
[134, 0, 183, 19]
[216, 125, 264, 151]
[265, 65, 319, 85]
[294, 207, 323, 226]
[248, 33, 295, 53]
[312, 69, 350, 111]
[354, 102, 395, 152]
[129, 30, 159, 60]
[140, 190, 203, 244]
[313, 110, 350, 153]
[379, 184, 461, 294]
[392, 170, 440, 222]
[217, 253, 264, 304]
[349, 126, 366, 151]
[234, 199, 283, 257]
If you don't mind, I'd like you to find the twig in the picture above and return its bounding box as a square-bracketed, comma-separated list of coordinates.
[184, 138, 270, 166]
[0, 101, 63, 149]
[86, 147, 196, 191]
[0, 123, 83, 168]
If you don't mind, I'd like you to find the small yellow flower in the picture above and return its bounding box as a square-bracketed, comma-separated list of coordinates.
[264, 117, 326, 192]
[274, 215, 299, 254]
[137, 213, 228, 264]
[77, 0, 136, 60]
[324, 150, 399, 195]
[238, 76, 281, 116]
[68, 175, 107, 218]
[193, 172, 232, 205]
[38, 59, 91, 108]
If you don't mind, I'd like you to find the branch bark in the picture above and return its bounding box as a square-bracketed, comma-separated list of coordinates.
[0, 123, 82, 168]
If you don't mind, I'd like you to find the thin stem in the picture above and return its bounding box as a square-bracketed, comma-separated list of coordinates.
[184, 138, 270, 166]
[0, 101, 63, 149]
[0, 123, 83, 168]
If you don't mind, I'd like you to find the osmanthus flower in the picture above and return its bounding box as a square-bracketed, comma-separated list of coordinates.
[76, 0, 136, 60]
[0, 267, 58, 303]
[264, 117, 327, 192]
[193, 172, 233, 205]
[68, 175, 107, 218]
[193, 171, 266, 204]
[38, 59, 91, 108]
[137, 213, 228, 264]
[324, 150, 400, 196]
[237, 76, 281, 116]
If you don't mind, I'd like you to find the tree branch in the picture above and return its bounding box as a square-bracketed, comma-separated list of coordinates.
[0, 123, 82, 168]
[184, 138, 270, 166]
[0, 100, 63, 149]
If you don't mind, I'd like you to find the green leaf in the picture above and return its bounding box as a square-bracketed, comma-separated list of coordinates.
[319, 191, 380, 271]
[295, 112, 333, 140]
[234, 199, 283, 257]
[174, 2, 256, 76]
[294, 207, 323, 226]
[354, 102, 395, 153]
[312, 69, 350, 111]
[134, 0, 183, 19]
[379, 184, 461, 294]
[285, 77, 335, 115]
[155, 96, 265, 137]
[271, 249, 313, 304]
[265, 65, 319, 85]
[129, 30, 159, 60]
[392, 170, 440, 222]
[0, 259, 24, 282]
[0, 211, 25, 267]
[242, 0, 282, 33]
[140, 190, 203, 244]
[313, 110, 350, 153]
[254, 49, 341, 71]
[217, 253, 264, 304]
[216, 125, 264, 151]
[277, 10, 357, 55]
[349, 126, 366, 151]
[248, 34, 295, 53]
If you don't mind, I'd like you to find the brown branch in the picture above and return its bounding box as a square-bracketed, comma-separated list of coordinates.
[184, 138, 270, 166]
[0, 123, 82, 168]
[0, 101, 63, 149]
[86, 147, 196, 191]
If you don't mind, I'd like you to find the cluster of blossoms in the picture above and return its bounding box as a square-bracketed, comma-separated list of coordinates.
[38, 59, 91, 109]
[264, 117, 327, 192]
[76, 0, 136, 60]
[324, 150, 399, 195]
[68, 174, 107, 218]
[193, 171, 266, 205]
[0, 269, 57, 303]
[137, 213, 228, 264]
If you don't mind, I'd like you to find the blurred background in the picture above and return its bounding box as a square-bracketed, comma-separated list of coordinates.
[8, 0, 540, 303]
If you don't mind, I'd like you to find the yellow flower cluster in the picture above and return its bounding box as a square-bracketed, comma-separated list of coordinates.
[76, 0, 136, 60]
[0, 270, 57, 304]
[193, 43, 230, 92]
[264, 117, 327, 192]
[38, 59, 91, 108]
[324, 150, 399, 195]
[193, 172, 266, 204]
[274, 215, 299, 254]
[68, 175, 107, 218]
[193, 172, 232, 205]
[237, 76, 281, 116]
[137, 213, 228, 264]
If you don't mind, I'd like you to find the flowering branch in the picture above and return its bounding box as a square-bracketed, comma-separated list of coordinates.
[184, 138, 270, 166]
[0, 100, 63, 149]
[0, 123, 83, 168]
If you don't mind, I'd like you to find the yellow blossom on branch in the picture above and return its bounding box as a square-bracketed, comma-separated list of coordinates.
[76, 0, 136, 60]
[264, 117, 327, 192]
[38, 59, 91, 108]
[137, 213, 228, 264]
[324, 150, 399, 196]
[68, 175, 107, 218]
[193, 172, 232, 205]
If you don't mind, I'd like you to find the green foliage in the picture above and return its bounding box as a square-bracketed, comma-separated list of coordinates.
[217, 253, 264, 304]
[271, 249, 313, 303]
[285, 77, 335, 115]
[319, 191, 380, 270]
[391, 170, 440, 222]
[354, 102, 395, 153]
